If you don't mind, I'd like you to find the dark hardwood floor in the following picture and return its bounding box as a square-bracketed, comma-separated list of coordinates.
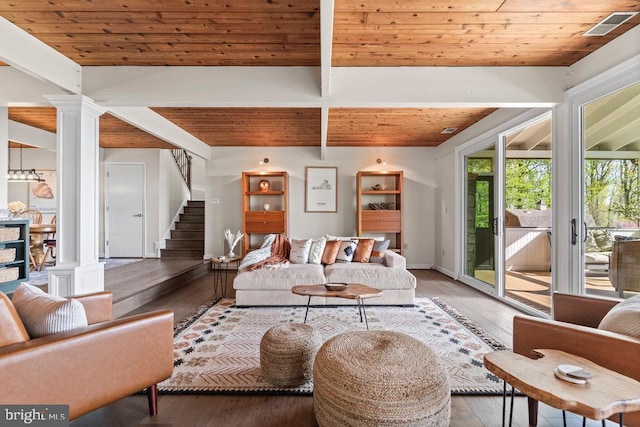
[71, 269, 618, 427]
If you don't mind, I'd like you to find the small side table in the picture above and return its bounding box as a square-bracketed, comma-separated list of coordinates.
[211, 255, 242, 297]
[484, 349, 640, 427]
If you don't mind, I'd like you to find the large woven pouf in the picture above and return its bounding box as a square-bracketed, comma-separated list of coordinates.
[314, 330, 451, 427]
[260, 323, 323, 387]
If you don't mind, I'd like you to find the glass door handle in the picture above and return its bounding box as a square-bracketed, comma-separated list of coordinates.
[492, 217, 499, 236]
[571, 219, 577, 245]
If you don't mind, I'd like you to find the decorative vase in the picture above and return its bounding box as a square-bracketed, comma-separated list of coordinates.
[263, 203, 270, 211]
[224, 229, 244, 258]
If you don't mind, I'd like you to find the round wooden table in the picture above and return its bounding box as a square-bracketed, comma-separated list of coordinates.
[291, 283, 383, 329]
[29, 224, 56, 271]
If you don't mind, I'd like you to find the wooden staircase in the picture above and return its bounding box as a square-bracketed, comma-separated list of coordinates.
[160, 200, 205, 258]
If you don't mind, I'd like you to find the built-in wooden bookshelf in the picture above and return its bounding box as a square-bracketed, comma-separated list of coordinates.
[356, 171, 403, 254]
[241, 171, 289, 254]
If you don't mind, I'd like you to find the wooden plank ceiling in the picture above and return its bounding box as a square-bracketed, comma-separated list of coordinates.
[1, 0, 638, 148]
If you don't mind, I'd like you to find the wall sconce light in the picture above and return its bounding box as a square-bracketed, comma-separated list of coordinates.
[259, 157, 269, 165]
[6, 146, 45, 183]
[376, 158, 387, 166]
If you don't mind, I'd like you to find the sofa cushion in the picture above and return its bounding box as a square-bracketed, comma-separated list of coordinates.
[370, 240, 391, 263]
[353, 239, 375, 263]
[324, 263, 416, 291]
[11, 283, 88, 338]
[308, 237, 327, 265]
[234, 264, 326, 291]
[289, 239, 312, 264]
[322, 240, 341, 265]
[0, 292, 30, 347]
[584, 252, 610, 264]
[336, 240, 357, 263]
[598, 295, 640, 339]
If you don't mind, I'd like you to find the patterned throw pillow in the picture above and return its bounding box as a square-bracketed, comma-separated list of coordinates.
[335, 240, 358, 263]
[289, 239, 312, 264]
[308, 237, 327, 265]
[322, 240, 341, 265]
[353, 238, 375, 263]
[369, 240, 391, 263]
[11, 283, 88, 338]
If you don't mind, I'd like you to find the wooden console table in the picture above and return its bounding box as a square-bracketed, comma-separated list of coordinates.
[484, 349, 640, 427]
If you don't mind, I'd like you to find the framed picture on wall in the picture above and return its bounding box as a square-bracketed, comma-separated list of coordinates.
[28, 170, 57, 214]
[305, 166, 337, 213]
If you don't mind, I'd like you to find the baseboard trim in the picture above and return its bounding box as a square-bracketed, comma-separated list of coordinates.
[433, 265, 456, 279]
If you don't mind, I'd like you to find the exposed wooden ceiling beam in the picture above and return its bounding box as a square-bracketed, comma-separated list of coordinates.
[521, 125, 551, 151]
[8, 120, 56, 151]
[0, 16, 81, 94]
[321, 0, 335, 98]
[82, 66, 566, 108]
[107, 107, 211, 160]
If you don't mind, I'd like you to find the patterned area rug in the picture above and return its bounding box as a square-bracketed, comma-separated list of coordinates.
[159, 297, 508, 395]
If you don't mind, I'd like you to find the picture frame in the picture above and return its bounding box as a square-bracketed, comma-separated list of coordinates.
[305, 166, 337, 213]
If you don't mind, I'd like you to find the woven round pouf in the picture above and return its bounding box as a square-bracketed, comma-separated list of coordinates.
[260, 323, 323, 387]
[313, 330, 451, 427]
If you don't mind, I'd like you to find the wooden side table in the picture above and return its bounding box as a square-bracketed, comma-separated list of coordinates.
[211, 256, 242, 297]
[291, 283, 383, 330]
[484, 349, 640, 427]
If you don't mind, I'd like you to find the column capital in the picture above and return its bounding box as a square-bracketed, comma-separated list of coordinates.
[45, 95, 107, 117]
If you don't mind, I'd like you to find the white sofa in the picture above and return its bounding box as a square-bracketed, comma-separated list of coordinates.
[233, 250, 416, 306]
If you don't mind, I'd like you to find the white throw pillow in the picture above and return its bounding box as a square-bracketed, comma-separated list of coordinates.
[335, 240, 358, 263]
[11, 283, 88, 338]
[308, 237, 327, 265]
[598, 295, 640, 339]
[289, 239, 312, 264]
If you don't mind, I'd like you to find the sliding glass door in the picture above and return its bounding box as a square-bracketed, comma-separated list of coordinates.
[458, 112, 553, 315]
[581, 81, 640, 300]
[463, 143, 500, 294]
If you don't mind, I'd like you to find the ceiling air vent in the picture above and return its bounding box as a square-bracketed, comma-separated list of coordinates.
[584, 12, 638, 36]
[441, 128, 458, 134]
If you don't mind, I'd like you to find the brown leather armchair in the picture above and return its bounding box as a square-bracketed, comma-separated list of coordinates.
[513, 292, 640, 426]
[0, 291, 174, 421]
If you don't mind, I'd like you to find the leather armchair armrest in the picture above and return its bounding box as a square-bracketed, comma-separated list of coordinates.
[71, 291, 113, 324]
[552, 292, 621, 328]
[0, 309, 174, 420]
[513, 314, 639, 379]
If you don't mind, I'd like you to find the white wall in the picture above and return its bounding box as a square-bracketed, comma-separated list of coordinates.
[205, 146, 436, 267]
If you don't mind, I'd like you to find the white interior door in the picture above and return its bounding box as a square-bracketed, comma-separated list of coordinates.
[106, 163, 145, 258]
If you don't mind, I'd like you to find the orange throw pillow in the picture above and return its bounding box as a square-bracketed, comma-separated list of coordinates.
[322, 240, 341, 265]
[353, 239, 375, 262]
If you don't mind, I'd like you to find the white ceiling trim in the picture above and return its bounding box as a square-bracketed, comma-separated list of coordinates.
[8, 120, 56, 151]
[107, 107, 211, 160]
[0, 16, 82, 95]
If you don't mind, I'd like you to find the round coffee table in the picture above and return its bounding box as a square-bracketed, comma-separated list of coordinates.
[291, 283, 382, 330]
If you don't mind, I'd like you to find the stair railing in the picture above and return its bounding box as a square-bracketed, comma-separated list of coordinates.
[171, 149, 192, 192]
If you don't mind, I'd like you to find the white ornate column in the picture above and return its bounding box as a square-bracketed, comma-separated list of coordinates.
[45, 95, 106, 296]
